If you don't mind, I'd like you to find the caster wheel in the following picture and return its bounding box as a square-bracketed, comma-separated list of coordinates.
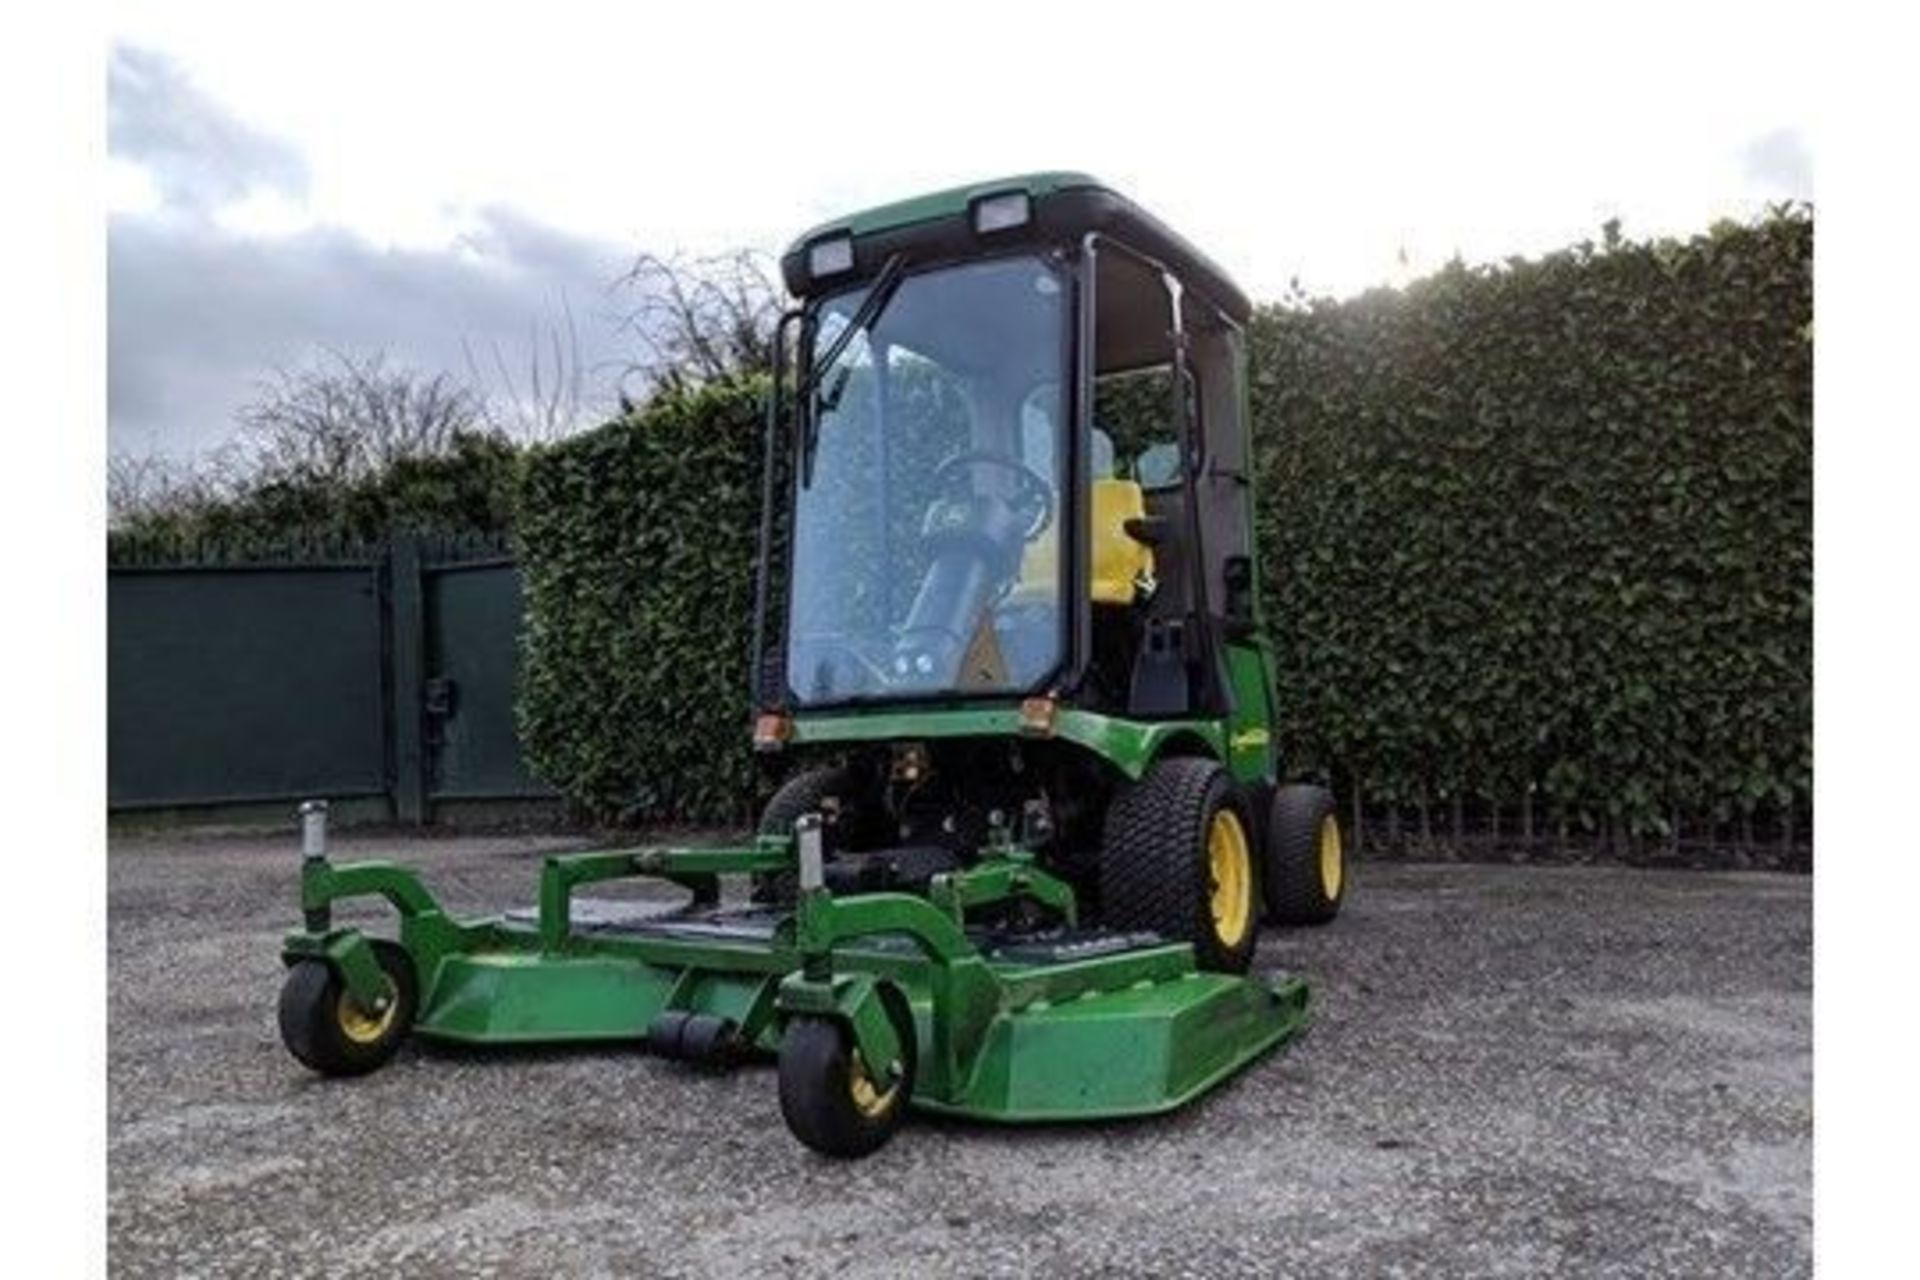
[278, 938, 418, 1077]
[777, 984, 916, 1158]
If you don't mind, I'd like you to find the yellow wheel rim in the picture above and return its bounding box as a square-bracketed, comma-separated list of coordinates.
[1207, 809, 1253, 949]
[1318, 815, 1344, 901]
[848, 1050, 898, 1119]
[336, 987, 397, 1045]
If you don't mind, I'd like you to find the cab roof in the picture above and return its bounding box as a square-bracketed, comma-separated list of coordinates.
[779, 172, 1252, 324]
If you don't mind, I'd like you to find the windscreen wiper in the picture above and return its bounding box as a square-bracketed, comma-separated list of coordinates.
[799, 253, 907, 483]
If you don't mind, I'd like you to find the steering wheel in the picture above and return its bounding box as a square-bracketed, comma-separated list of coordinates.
[930, 451, 1056, 541]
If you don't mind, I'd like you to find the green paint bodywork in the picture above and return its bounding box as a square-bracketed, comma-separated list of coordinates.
[285, 842, 1310, 1123]
[790, 702, 1228, 781]
[787, 171, 1101, 254]
[282, 927, 392, 1012]
[1223, 642, 1279, 783]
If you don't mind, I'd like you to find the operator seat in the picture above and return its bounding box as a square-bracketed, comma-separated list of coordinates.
[1010, 428, 1156, 607]
[999, 430, 1164, 703]
[1088, 478, 1155, 604]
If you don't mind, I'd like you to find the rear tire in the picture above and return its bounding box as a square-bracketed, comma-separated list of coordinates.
[1098, 756, 1259, 973]
[1264, 784, 1347, 926]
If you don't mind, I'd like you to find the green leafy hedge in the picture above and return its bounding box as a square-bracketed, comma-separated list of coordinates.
[109, 432, 521, 561]
[1249, 210, 1811, 849]
[515, 211, 1813, 850]
[515, 379, 765, 823]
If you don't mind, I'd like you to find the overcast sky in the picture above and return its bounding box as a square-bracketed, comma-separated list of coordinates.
[108, 2, 1812, 461]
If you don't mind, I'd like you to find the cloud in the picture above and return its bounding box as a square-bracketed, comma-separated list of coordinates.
[1741, 128, 1812, 201]
[109, 206, 638, 456]
[109, 45, 309, 213]
[107, 45, 638, 458]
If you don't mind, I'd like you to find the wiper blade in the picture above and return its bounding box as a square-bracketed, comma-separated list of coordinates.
[801, 253, 907, 400]
[799, 252, 907, 483]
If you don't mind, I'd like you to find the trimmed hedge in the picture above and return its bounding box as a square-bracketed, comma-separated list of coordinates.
[515, 380, 764, 823]
[109, 431, 522, 561]
[1249, 211, 1811, 851]
[515, 211, 1813, 852]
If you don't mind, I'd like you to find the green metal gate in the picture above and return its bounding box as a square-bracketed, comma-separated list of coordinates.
[108, 533, 553, 823]
[423, 551, 548, 807]
[108, 560, 387, 809]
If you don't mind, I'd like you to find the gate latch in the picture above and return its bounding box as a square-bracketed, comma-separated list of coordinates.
[424, 676, 458, 719]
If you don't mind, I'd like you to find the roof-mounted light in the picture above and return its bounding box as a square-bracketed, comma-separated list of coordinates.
[807, 234, 854, 279]
[972, 190, 1031, 234]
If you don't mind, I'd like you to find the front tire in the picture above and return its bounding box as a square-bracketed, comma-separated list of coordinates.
[1098, 756, 1260, 973]
[277, 938, 418, 1077]
[777, 984, 917, 1158]
[751, 765, 883, 906]
[1264, 784, 1347, 926]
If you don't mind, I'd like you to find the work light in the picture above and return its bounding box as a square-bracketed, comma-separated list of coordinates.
[972, 190, 1031, 234]
[807, 234, 854, 278]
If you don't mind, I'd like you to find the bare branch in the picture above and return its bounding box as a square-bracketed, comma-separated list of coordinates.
[234, 349, 488, 485]
[462, 294, 595, 445]
[106, 439, 249, 527]
[613, 249, 783, 398]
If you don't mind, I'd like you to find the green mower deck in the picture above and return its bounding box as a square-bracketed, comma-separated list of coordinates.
[280, 821, 1310, 1152]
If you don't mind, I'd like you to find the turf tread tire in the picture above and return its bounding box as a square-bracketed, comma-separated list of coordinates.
[1098, 756, 1257, 974]
[1264, 784, 1346, 926]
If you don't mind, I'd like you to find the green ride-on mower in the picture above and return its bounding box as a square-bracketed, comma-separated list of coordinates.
[276, 173, 1350, 1157]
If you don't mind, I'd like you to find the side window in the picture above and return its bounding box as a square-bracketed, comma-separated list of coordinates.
[1093, 366, 1180, 487]
[1185, 311, 1254, 627]
[1091, 245, 1192, 488]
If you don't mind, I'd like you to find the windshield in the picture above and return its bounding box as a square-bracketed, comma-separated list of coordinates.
[786, 254, 1068, 705]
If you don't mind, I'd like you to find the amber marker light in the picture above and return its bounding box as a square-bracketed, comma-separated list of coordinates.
[1019, 697, 1057, 737]
[752, 712, 793, 752]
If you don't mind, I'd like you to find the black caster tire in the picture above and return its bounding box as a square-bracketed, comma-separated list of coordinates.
[278, 938, 418, 1077]
[1265, 784, 1348, 926]
[777, 984, 916, 1158]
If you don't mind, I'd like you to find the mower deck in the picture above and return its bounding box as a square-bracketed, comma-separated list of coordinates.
[282, 833, 1311, 1129]
[424, 898, 1313, 1121]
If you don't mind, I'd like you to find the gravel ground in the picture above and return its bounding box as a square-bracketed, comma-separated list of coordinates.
[108, 830, 1810, 1278]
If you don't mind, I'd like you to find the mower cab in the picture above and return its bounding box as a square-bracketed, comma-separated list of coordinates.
[761, 173, 1269, 746]
[277, 175, 1348, 1158]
